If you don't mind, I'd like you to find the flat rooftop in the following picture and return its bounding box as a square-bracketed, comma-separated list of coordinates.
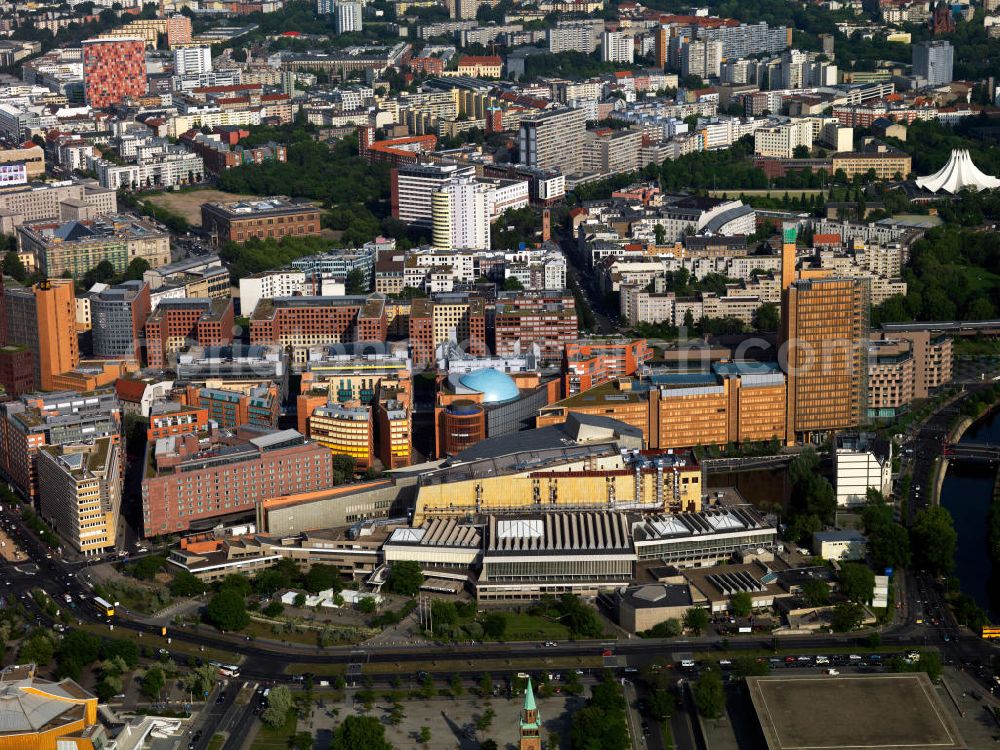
[746, 673, 966, 750]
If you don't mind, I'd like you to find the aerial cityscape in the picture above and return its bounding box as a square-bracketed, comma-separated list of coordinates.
[4, 0, 1000, 748]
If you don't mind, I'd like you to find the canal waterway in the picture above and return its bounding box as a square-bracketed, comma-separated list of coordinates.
[940, 409, 1000, 620]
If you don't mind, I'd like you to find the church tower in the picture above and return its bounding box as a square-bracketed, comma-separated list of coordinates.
[519, 677, 542, 750]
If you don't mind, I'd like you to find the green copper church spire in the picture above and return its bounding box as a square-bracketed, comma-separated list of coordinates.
[524, 676, 537, 714]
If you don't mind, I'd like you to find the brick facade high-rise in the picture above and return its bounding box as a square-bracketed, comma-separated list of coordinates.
[781, 225, 868, 443]
[4, 279, 79, 391]
[82, 38, 147, 108]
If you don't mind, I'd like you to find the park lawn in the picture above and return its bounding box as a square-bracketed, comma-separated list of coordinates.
[242, 619, 320, 646]
[250, 712, 296, 750]
[501, 613, 572, 641]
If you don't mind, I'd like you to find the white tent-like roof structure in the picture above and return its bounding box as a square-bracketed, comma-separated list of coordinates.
[916, 149, 1000, 193]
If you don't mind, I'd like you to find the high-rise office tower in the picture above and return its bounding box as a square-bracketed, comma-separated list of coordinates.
[912, 40, 953, 87]
[4, 278, 79, 391]
[518, 107, 588, 176]
[91, 280, 151, 363]
[781, 226, 868, 443]
[173, 46, 211, 77]
[82, 38, 147, 108]
[655, 26, 668, 70]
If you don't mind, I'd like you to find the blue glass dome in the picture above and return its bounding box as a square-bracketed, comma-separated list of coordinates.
[458, 368, 520, 404]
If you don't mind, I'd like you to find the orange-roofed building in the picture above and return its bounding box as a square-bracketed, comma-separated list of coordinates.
[457, 55, 503, 78]
[812, 233, 842, 247]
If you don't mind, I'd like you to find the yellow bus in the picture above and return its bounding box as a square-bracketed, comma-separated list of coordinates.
[981, 626, 1000, 639]
[93, 596, 114, 617]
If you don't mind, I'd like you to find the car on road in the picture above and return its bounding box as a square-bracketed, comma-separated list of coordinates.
[544, 641, 557, 647]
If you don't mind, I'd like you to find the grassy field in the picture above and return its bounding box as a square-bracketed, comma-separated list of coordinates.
[501, 613, 571, 641]
[143, 189, 258, 226]
[243, 619, 319, 646]
[249, 712, 296, 750]
[206, 735, 224, 750]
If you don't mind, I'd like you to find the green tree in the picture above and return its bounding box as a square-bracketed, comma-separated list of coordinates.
[100, 638, 139, 667]
[128, 554, 166, 580]
[801, 579, 830, 606]
[262, 601, 284, 617]
[734, 656, 771, 678]
[384, 560, 423, 597]
[141, 666, 165, 700]
[293, 592, 307, 607]
[357, 596, 378, 613]
[204, 589, 250, 631]
[304, 564, 341, 594]
[793, 144, 811, 158]
[569, 677, 629, 750]
[839, 563, 875, 605]
[170, 570, 207, 597]
[653, 223, 666, 245]
[648, 688, 675, 721]
[869, 523, 910, 571]
[730, 591, 753, 618]
[910, 506, 957, 575]
[261, 685, 293, 727]
[345, 268, 368, 294]
[753, 302, 780, 332]
[830, 602, 864, 632]
[3, 250, 27, 283]
[478, 672, 493, 697]
[330, 715, 394, 750]
[185, 664, 218, 697]
[683, 607, 709, 635]
[475, 707, 495, 736]
[502, 275, 525, 291]
[482, 612, 506, 639]
[124, 257, 151, 281]
[19, 631, 55, 665]
[332, 453, 356, 484]
[417, 726, 431, 747]
[692, 670, 725, 719]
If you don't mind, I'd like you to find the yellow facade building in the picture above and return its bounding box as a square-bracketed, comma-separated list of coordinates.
[413, 455, 702, 525]
[37, 437, 122, 556]
[306, 401, 374, 469]
[0, 664, 103, 750]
